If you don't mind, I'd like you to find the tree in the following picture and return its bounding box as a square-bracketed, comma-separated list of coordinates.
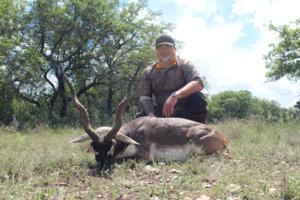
[208, 90, 253, 121]
[1, 0, 172, 126]
[0, 0, 27, 124]
[264, 19, 300, 81]
[264, 19, 300, 109]
[26, 0, 172, 117]
[254, 98, 283, 122]
[208, 90, 293, 122]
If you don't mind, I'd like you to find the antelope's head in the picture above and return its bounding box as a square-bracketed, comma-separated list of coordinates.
[61, 65, 141, 170]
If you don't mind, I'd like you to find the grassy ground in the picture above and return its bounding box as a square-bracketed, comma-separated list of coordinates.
[0, 119, 300, 200]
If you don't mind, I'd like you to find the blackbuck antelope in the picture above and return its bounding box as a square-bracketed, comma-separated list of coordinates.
[62, 66, 229, 170]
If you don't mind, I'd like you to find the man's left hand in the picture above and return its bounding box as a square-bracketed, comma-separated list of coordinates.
[163, 95, 178, 117]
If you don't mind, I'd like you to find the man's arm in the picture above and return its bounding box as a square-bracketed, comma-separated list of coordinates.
[139, 68, 155, 116]
[163, 60, 204, 117]
[163, 80, 203, 117]
[140, 96, 155, 116]
[174, 80, 203, 99]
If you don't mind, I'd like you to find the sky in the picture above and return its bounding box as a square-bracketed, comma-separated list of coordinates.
[146, 0, 300, 108]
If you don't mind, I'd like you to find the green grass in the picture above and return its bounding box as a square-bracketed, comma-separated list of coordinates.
[0, 119, 300, 199]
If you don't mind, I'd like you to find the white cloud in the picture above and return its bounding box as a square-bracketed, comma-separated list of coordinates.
[173, 16, 256, 89]
[174, 16, 244, 61]
[173, 0, 219, 17]
[233, 0, 300, 28]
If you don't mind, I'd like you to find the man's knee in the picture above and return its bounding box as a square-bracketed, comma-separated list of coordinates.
[186, 92, 208, 114]
[184, 92, 208, 123]
[172, 92, 208, 123]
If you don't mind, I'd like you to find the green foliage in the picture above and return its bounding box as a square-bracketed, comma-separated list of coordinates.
[0, 67, 13, 124]
[0, 0, 25, 60]
[209, 90, 253, 120]
[264, 19, 300, 81]
[252, 98, 284, 122]
[0, 0, 26, 125]
[0, 88, 14, 125]
[264, 19, 300, 110]
[0, 0, 172, 126]
[208, 90, 299, 122]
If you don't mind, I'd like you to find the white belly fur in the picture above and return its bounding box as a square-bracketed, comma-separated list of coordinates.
[149, 143, 204, 162]
[114, 143, 205, 161]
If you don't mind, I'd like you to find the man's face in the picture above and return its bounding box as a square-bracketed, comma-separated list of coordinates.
[156, 44, 176, 63]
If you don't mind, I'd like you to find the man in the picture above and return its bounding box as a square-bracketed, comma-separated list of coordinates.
[138, 34, 208, 123]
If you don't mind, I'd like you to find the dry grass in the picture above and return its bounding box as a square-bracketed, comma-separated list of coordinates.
[0, 119, 300, 199]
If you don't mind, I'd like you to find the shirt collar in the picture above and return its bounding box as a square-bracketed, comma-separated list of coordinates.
[155, 58, 177, 69]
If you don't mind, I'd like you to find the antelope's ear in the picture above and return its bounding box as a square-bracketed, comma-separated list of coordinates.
[116, 133, 140, 145]
[69, 134, 90, 143]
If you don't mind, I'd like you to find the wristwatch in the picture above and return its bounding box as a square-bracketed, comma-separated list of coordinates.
[171, 91, 178, 98]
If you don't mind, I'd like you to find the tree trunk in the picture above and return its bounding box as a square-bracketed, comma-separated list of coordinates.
[51, 66, 68, 118]
[58, 72, 68, 118]
[107, 83, 113, 116]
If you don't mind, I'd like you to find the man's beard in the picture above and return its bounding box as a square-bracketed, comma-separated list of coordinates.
[159, 55, 172, 63]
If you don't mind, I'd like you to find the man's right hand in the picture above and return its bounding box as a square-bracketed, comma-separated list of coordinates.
[163, 95, 178, 117]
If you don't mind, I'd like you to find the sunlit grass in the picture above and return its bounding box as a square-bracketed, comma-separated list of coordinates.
[0, 118, 300, 199]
